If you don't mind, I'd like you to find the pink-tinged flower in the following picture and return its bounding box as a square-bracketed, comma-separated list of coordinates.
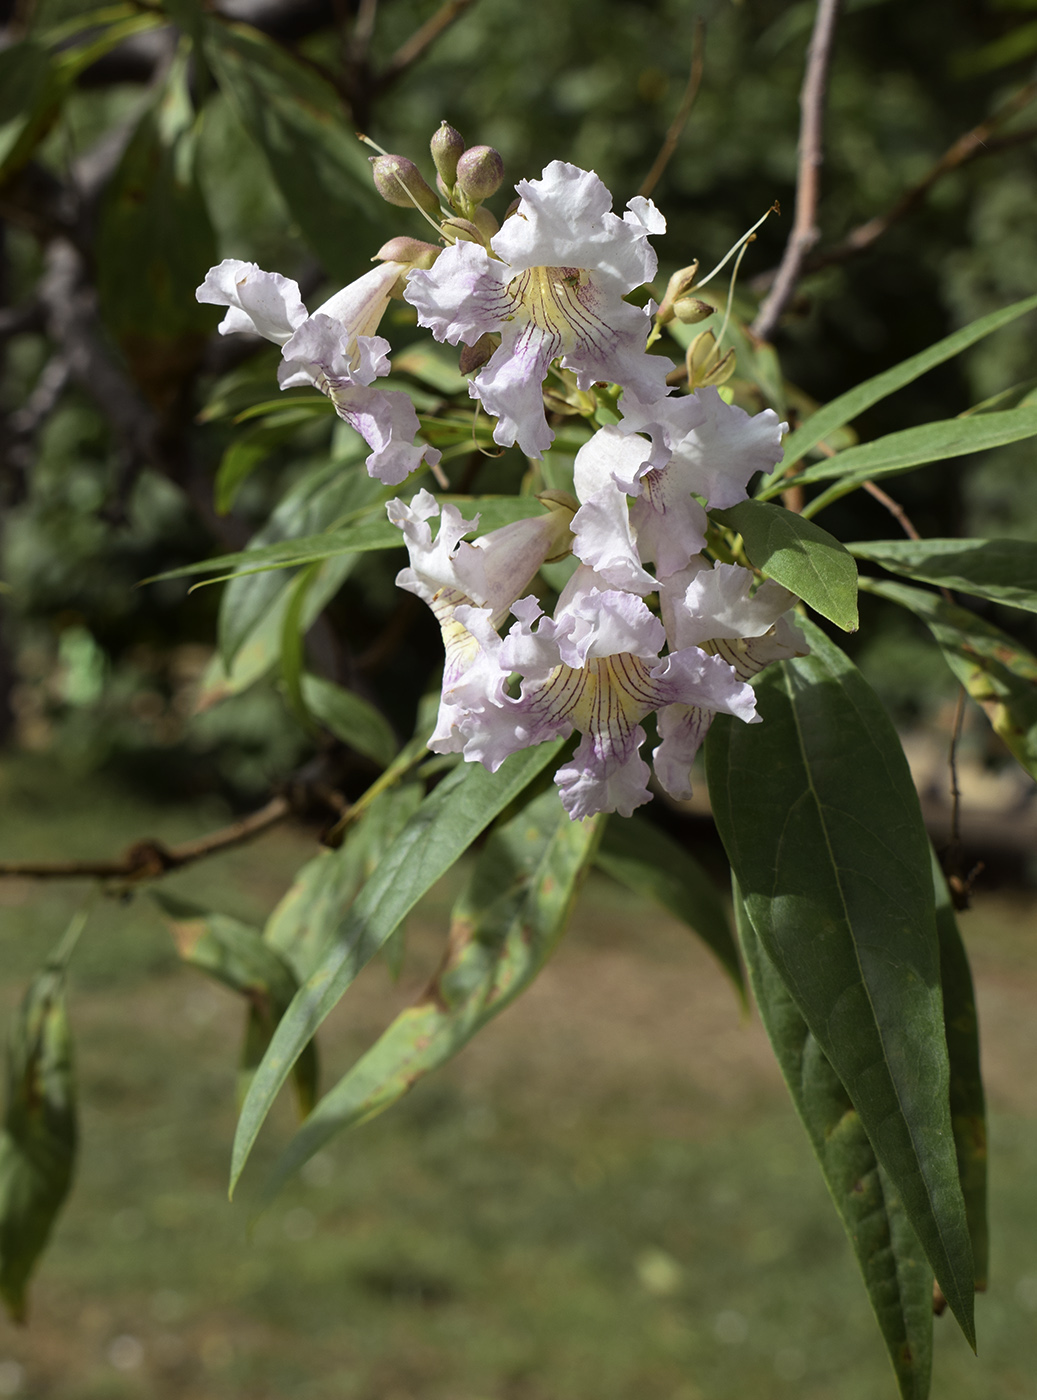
[403, 161, 674, 458]
[652, 558, 808, 800]
[196, 258, 439, 485]
[457, 567, 758, 821]
[618, 388, 788, 577]
[388, 489, 574, 752]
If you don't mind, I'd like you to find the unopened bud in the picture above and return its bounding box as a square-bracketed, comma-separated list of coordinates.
[471, 205, 499, 240]
[656, 261, 701, 324]
[370, 155, 440, 216]
[459, 333, 498, 375]
[673, 296, 713, 324]
[455, 145, 505, 203]
[430, 121, 465, 187]
[373, 236, 441, 270]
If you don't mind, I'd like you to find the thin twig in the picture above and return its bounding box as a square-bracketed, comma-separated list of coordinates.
[0, 796, 292, 882]
[376, 0, 479, 91]
[637, 19, 706, 200]
[754, 85, 1037, 291]
[947, 685, 966, 852]
[751, 0, 843, 342]
[861, 480, 922, 541]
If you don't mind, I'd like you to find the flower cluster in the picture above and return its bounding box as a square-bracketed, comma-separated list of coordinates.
[391, 392, 807, 821]
[197, 133, 807, 818]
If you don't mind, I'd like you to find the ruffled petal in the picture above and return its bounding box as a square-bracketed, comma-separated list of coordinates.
[327, 384, 437, 485]
[404, 241, 511, 346]
[555, 729, 653, 820]
[196, 259, 308, 344]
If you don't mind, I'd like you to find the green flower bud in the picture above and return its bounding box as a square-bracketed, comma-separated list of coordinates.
[370, 155, 440, 216]
[430, 121, 465, 187]
[471, 205, 500, 240]
[672, 296, 714, 324]
[455, 145, 505, 203]
[373, 236, 441, 270]
[440, 216, 488, 247]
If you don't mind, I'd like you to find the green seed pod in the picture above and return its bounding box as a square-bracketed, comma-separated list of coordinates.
[370, 155, 440, 216]
[455, 145, 505, 203]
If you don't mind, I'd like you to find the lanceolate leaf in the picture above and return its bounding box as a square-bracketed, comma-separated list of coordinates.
[931, 851, 988, 1291]
[732, 877, 934, 1400]
[300, 676, 398, 769]
[762, 293, 1037, 483]
[203, 20, 387, 278]
[259, 791, 602, 1200]
[850, 538, 1037, 615]
[155, 896, 317, 1117]
[785, 409, 1037, 517]
[705, 622, 975, 1344]
[0, 965, 76, 1322]
[231, 741, 566, 1193]
[596, 815, 744, 999]
[861, 577, 1037, 781]
[713, 499, 858, 632]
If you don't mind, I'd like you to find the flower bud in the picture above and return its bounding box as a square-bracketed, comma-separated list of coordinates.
[370, 155, 440, 216]
[686, 330, 736, 388]
[459, 332, 498, 375]
[430, 121, 465, 187]
[673, 296, 714, 324]
[373, 236, 441, 270]
[655, 261, 701, 325]
[440, 216, 488, 247]
[455, 145, 505, 203]
[470, 205, 499, 240]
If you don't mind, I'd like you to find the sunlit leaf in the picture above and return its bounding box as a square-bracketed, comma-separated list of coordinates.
[733, 877, 934, 1400]
[714, 499, 858, 632]
[850, 537, 1037, 614]
[705, 621, 975, 1344]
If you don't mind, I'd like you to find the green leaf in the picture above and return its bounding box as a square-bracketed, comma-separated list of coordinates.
[259, 790, 602, 1199]
[279, 564, 319, 728]
[860, 577, 1037, 781]
[155, 895, 317, 1117]
[732, 877, 934, 1400]
[713, 499, 858, 632]
[705, 621, 976, 1344]
[849, 537, 1037, 615]
[203, 20, 387, 278]
[931, 852, 988, 1291]
[264, 783, 424, 981]
[764, 293, 1037, 484]
[300, 676, 398, 769]
[786, 409, 1037, 518]
[148, 495, 550, 586]
[95, 55, 217, 402]
[0, 963, 75, 1322]
[231, 741, 565, 1194]
[0, 40, 54, 173]
[596, 815, 744, 999]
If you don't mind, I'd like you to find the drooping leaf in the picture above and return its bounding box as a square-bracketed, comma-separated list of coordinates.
[784, 409, 1037, 518]
[705, 621, 975, 1344]
[850, 538, 1037, 615]
[264, 782, 424, 982]
[231, 741, 566, 1193]
[732, 877, 934, 1400]
[154, 895, 317, 1117]
[300, 676, 398, 769]
[203, 20, 387, 278]
[95, 53, 217, 409]
[861, 577, 1037, 781]
[0, 39, 54, 173]
[762, 293, 1037, 484]
[713, 499, 858, 632]
[596, 815, 744, 999]
[259, 790, 602, 1199]
[0, 964, 76, 1322]
[931, 851, 988, 1291]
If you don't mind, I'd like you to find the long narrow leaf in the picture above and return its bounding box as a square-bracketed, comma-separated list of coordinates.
[861, 577, 1037, 781]
[259, 791, 601, 1201]
[733, 876, 934, 1400]
[230, 742, 565, 1193]
[762, 293, 1037, 484]
[850, 537, 1037, 615]
[705, 622, 975, 1344]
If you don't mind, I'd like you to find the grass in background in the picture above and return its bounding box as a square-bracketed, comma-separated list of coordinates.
[0, 758, 1033, 1399]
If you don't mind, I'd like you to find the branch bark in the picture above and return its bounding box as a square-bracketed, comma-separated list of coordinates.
[750, 0, 842, 342]
[637, 18, 706, 201]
